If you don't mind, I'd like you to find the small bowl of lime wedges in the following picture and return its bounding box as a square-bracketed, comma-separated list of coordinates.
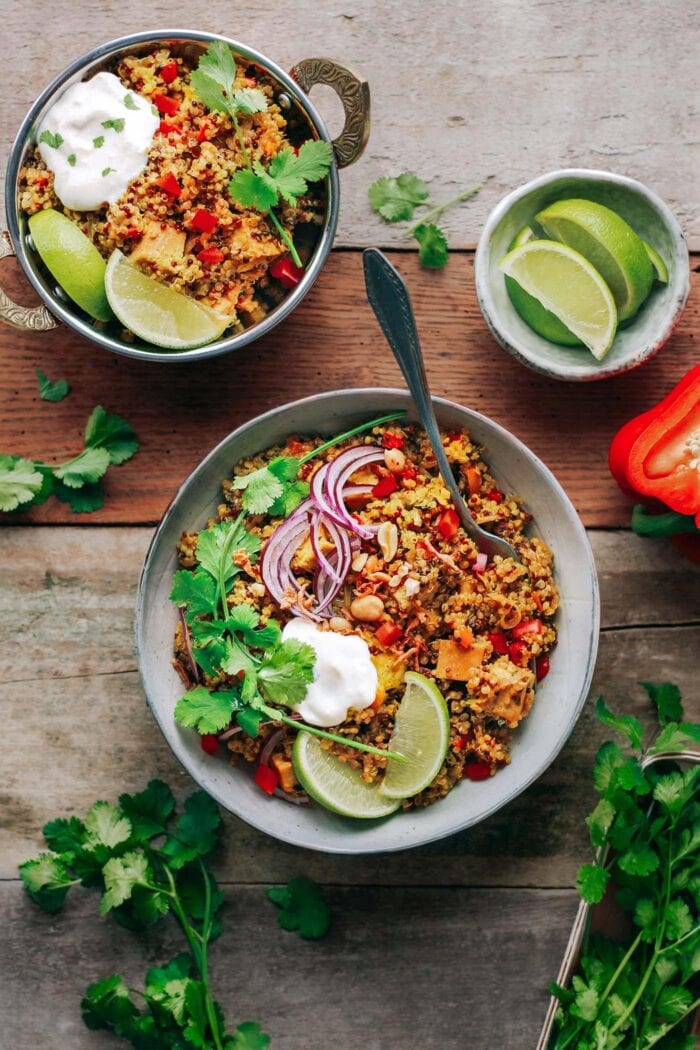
[474, 168, 690, 381]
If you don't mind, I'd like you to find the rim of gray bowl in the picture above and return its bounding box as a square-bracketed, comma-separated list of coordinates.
[135, 387, 600, 853]
[474, 167, 690, 382]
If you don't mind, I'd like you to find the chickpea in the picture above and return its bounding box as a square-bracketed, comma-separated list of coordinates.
[329, 616, 351, 632]
[349, 594, 385, 622]
[384, 447, 406, 473]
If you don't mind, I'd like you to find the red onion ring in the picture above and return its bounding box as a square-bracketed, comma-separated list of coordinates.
[474, 552, 488, 574]
[260, 727, 287, 767]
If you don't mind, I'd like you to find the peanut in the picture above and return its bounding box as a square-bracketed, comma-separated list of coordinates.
[377, 521, 399, 563]
[329, 615, 351, 632]
[351, 552, 369, 573]
[349, 594, 385, 622]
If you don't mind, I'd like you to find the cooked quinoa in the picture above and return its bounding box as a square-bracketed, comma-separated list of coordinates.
[19, 47, 325, 330]
[173, 421, 559, 811]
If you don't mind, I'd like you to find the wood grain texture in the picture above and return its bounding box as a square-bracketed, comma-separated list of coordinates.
[0, 884, 576, 1049]
[2, 524, 698, 883]
[2, 251, 698, 528]
[2, 1, 699, 247]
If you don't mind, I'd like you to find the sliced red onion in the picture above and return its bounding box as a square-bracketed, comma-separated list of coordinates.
[178, 608, 200, 683]
[272, 788, 309, 805]
[310, 508, 343, 584]
[322, 447, 384, 538]
[342, 484, 374, 498]
[260, 727, 287, 767]
[218, 725, 243, 742]
[474, 552, 488, 574]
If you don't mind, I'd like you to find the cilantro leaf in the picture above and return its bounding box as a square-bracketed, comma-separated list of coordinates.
[258, 638, 315, 706]
[170, 570, 219, 619]
[84, 405, 139, 465]
[634, 898, 657, 942]
[81, 974, 140, 1034]
[570, 976, 599, 1022]
[36, 368, 70, 402]
[617, 846, 659, 877]
[268, 479, 310, 517]
[230, 1021, 271, 1049]
[231, 87, 268, 114]
[161, 791, 221, 869]
[190, 69, 230, 114]
[183, 980, 209, 1048]
[648, 721, 700, 755]
[53, 446, 110, 488]
[655, 984, 692, 1022]
[196, 518, 261, 583]
[593, 740, 625, 794]
[119, 780, 175, 841]
[123, 93, 138, 110]
[265, 140, 333, 204]
[0, 454, 44, 511]
[198, 39, 237, 89]
[641, 681, 683, 725]
[39, 129, 63, 148]
[227, 604, 282, 649]
[236, 706, 263, 737]
[83, 801, 131, 849]
[101, 850, 151, 914]
[595, 696, 644, 750]
[266, 876, 331, 939]
[53, 478, 104, 512]
[576, 862, 610, 904]
[101, 117, 125, 132]
[175, 686, 237, 734]
[413, 222, 449, 268]
[664, 898, 693, 942]
[228, 169, 279, 211]
[586, 798, 616, 847]
[19, 853, 76, 912]
[232, 462, 284, 511]
[368, 173, 429, 222]
[42, 815, 86, 857]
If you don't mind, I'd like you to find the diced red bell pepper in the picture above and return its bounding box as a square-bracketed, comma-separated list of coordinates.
[507, 639, 529, 664]
[156, 172, 182, 197]
[190, 208, 219, 234]
[158, 121, 180, 136]
[382, 432, 405, 449]
[535, 654, 550, 682]
[122, 226, 141, 239]
[452, 734, 470, 752]
[437, 508, 460, 540]
[36, 176, 49, 188]
[269, 256, 305, 290]
[401, 465, 418, 481]
[465, 761, 491, 781]
[200, 733, 219, 756]
[254, 763, 279, 795]
[153, 93, 179, 116]
[488, 631, 509, 656]
[196, 122, 211, 143]
[447, 431, 462, 442]
[511, 618, 543, 639]
[198, 246, 225, 265]
[487, 489, 504, 504]
[161, 60, 179, 84]
[375, 621, 403, 647]
[371, 474, 398, 498]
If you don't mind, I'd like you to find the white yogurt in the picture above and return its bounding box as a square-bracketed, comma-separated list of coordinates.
[36, 72, 159, 211]
[282, 619, 378, 728]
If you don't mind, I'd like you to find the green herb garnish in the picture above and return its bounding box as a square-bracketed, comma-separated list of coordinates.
[102, 117, 125, 132]
[39, 129, 63, 148]
[549, 682, 700, 1048]
[36, 369, 70, 402]
[67, 153, 77, 167]
[0, 405, 138, 514]
[368, 172, 483, 269]
[101, 167, 114, 177]
[93, 136, 105, 148]
[123, 93, 138, 110]
[20, 781, 271, 1049]
[267, 877, 331, 939]
[190, 41, 332, 268]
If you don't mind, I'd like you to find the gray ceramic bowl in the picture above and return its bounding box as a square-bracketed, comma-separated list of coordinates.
[136, 388, 600, 853]
[475, 169, 690, 381]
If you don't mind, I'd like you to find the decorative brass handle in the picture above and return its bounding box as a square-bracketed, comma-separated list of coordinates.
[0, 231, 56, 331]
[290, 59, 370, 168]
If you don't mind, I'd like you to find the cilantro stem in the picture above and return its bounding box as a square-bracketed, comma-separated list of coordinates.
[642, 996, 700, 1048]
[402, 184, 482, 237]
[298, 411, 408, 464]
[217, 512, 246, 619]
[266, 209, 303, 268]
[592, 928, 642, 1019]
[259, 703, 407, 762]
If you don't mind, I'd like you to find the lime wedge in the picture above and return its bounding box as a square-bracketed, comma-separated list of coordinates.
[499, 240, 617, 360]
[379, 672, 450, 799]
[505, 227, 583, 347]
[535, 199, 653, 322]
[28, 209, 112, 322]
[292, 733, 401, 819]
[105, 250, 230, 350]
[643, 241, 669, 284]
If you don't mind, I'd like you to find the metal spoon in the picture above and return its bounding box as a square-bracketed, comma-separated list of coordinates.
[363, 247, 520, 563]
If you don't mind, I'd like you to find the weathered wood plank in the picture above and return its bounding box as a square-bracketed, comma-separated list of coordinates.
[1, 254, 698, 529]
[2, 0, 699, 247]
[0, 883, 576, 1049]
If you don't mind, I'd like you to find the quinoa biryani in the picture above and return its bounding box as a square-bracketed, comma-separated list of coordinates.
[18, 41, 329, 345]
[170, 412, 559, 818]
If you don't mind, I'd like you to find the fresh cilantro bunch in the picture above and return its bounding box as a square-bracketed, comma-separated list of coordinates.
[550, 683, 700, 1049]
[267, 876, 331, 939]
[368, 172, 482, 269]
[190, 41, 332, 269]
[0, 404, 138, 513]
[20, 780, 270, 1049]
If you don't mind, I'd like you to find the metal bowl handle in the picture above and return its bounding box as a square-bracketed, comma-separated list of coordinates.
[0, 231, 56, 331]
[289, 59, 370, 168]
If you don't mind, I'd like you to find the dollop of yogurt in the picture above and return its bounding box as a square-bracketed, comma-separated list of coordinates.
[36, 72, 159, 211]
[282, 619, 378, 728]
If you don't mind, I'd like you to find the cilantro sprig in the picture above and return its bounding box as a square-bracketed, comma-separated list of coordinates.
[267, 877, 331, 939]
[0, 404, 138, 514]
[36, 368, 70, 402]
[20, 781, 271, 1049]
[368, 172, 484, 268]
[190, 41, 332, 268]
[549, 683, 700, 1049]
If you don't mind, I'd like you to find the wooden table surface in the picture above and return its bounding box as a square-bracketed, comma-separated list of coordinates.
[2, 3, 699, 1048]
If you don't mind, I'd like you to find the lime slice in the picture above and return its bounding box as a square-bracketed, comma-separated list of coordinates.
[499, 240, 617, 360]
[292, 733, 401, 819]
[535, 199, 653, 322]
[643, 241, 669, 284]
[28, 209, 112, 322]
[379, 672, 450, 799]
[105, 250, 230, 350]
[505, 227, 583, 347]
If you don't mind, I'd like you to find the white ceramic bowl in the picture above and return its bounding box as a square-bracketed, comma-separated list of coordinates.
[136, 388, 600, 853]
[475, 169, 690, 382]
